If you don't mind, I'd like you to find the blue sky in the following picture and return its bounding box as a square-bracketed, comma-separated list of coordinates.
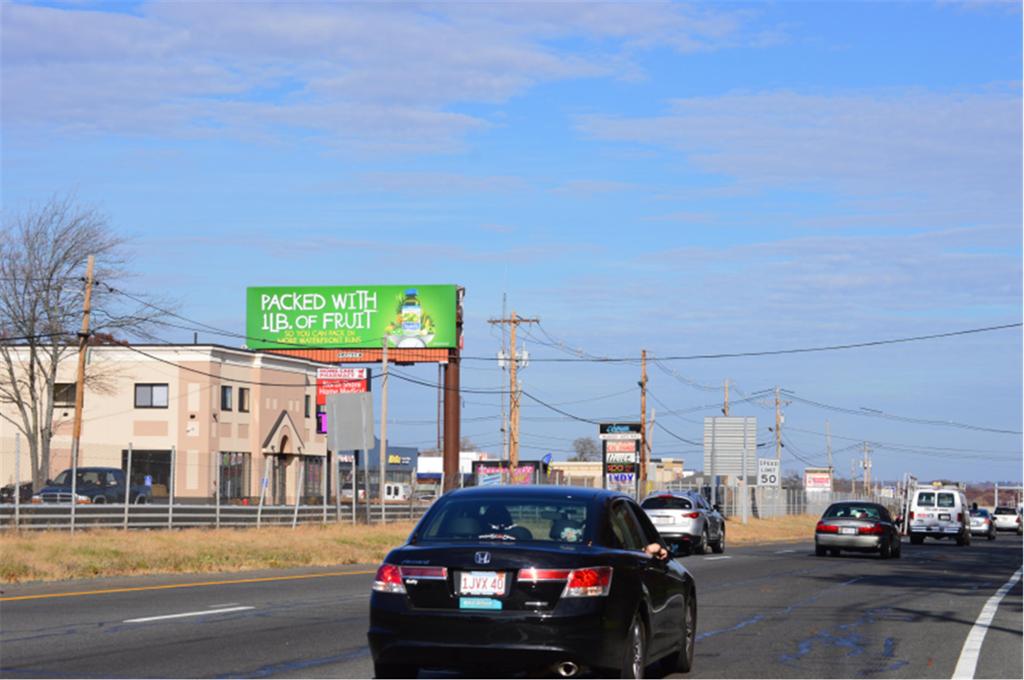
[2, 1, 1021, 483]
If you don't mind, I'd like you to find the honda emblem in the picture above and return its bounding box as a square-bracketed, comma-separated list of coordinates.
[474, 551, 491, 565]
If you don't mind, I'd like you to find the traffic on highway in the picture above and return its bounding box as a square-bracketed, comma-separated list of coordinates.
[2, 486, 1021, 679]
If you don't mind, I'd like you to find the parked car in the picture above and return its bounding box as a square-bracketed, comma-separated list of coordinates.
[991, 506, 1023, 535]
[32, 467, 149, 504]
[815, 501, 902, 559]
[367, 485, 697, 678]
[968, 508, 997, 540]
[0, 481, 33, 504]
[908, 484, 970, 546]
[640, 490, 725, 555]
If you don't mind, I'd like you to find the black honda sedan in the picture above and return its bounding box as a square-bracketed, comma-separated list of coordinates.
[368, 485, 697, 678]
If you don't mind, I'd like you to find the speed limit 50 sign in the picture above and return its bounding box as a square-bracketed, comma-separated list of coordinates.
[758, 458, 780, 487]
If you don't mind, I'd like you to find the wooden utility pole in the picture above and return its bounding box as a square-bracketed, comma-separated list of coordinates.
[862, 442, 872, 496]
[69, 255, 95, 533]
[826, 419, 833, 491]
[487, 312, 538, 471]
[723, 378, 730, 416]
[640, 350, 648, 497]
[774, 386, 782, 460]
[379, 336, 389, 523]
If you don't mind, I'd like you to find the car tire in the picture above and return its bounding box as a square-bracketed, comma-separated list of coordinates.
[696, 529, 708, 555]
[988, 529, 995, 541]
[815, 544, 826, 557]
[92, 496, 106, 504]
[828, 549, 840, 557]
[710, 529, 725, 554]
[373, 662, 418, 678]
[620, 614, 647, 679]
[956, 531, 968, 546]
[135, 495, 148, 505]
[893, 540, 902, 559]
[670, 588, 697, 674]
[879, 539, 891, 559]
[910, 534, 924, 545]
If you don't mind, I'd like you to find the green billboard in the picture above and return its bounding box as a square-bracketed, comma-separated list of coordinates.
[246, 285, 457, 349]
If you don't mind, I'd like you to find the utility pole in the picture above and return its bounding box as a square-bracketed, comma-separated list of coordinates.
[826, 419, 833, 491]
[379, 336, 389, 523]
[488, 311, 538, 472]
[436, 364, 442, 450]
[774, 386, 782, 460]
[640, 350, 648, 497]
[723, 378, 730, 416]
[862, 442, 872, 496]
[69, 255, 95, 534]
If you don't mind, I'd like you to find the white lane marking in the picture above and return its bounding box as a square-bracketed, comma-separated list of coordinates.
[124, 605, 254, 623]
[774, 549, 796, 554]
[704, 556, 732, 561]
[207, 602, 240, 607]
[952, 565, 1023, 679]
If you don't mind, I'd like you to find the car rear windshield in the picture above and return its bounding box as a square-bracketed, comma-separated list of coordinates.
[937, 493, 956, 508]
[640, 496, 693, 510]
[916, 492, 935, 507]
[970, 509, 989, 517]
[824, 505, 881, 520]
[417, 497, 590, 544]
[994, 507, 1015, 515]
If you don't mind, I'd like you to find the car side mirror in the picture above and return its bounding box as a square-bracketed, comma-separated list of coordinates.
[45, 479, 52, 485]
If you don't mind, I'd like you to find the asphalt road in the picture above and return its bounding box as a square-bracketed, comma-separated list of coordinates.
[1, 534, 1020, 679]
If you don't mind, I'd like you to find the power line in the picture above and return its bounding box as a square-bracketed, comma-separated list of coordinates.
[781, 390, 1021, 435]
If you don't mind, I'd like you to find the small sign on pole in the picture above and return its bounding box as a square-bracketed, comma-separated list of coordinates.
[758, 458, 780, 487]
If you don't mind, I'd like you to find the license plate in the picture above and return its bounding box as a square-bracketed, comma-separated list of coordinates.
[939, 514, 951, 521]
[655, 516, 675, 525]
[459, 597, 502, 610]
[841, 527, 857, 535]
[459, 571, 506, 596]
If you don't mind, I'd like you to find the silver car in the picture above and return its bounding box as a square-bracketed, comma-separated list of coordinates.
[969, 509, 997, 540]
[815, 501, 902, 559]
[641, 490, 726, 555]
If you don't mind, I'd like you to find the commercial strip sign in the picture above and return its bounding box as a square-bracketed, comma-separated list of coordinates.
[600, 423, 641, 496]
[757, 458, 780, 487]
[473, 460, 543, 486]
[246, 285, 457, 349]
[316, 367, 370, 405]
[804, 467, 833, 492]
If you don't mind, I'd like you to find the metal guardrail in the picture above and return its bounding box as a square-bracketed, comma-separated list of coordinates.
[0, 502, 430, 531]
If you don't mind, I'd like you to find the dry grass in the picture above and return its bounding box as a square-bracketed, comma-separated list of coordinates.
[0, 522, 417, 584]
[0, 516, 818, 584]
[725, 514, 817, 544]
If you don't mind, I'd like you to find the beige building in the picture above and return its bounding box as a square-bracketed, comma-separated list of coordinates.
[0, 344, 330, 504]
[550, 458, 689, 490]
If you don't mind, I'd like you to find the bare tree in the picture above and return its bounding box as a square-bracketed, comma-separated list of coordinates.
[570, 436, 600, 462]
[1, 195, 164, 487]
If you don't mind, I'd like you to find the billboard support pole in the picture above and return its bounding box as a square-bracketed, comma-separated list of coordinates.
[380, 337, 388, 524]
[443, 290, 464, 493]
[124, 443, 133, 530]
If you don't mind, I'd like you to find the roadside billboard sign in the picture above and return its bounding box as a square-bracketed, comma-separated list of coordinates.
[600, 423, 641, 496]
[804, 467, 832, 491]
[246, 285, 457, 349]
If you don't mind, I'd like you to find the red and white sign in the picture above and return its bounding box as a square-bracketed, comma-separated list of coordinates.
[804, 468, 832, 491]
[606, 440, 638, 454]
[316, 367, 369, 404]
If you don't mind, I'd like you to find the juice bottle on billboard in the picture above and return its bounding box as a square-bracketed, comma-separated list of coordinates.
[401, 289, 422, 334]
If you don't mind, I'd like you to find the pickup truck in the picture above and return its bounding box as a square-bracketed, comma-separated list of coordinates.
[32, 467, 149, 504]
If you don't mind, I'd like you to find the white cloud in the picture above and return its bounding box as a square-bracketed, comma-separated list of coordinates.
[1, 1, 761, 150]
[577, 88, 1022, 223]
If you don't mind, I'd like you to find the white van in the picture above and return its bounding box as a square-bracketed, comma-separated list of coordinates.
[908, 484, 970, 546]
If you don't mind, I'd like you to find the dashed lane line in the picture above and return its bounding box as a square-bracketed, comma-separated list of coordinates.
[124, 606, 255, 623]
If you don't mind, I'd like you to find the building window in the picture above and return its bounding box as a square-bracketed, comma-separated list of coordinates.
[239, 388, 250, 413]
[53, 382, 76, 407]
[219, 452, 251, 501]
[304, 394, 311, 418]
[134, 384, 169, 409]
[221, 385, 233, 411]
[303, 456, 323, 500]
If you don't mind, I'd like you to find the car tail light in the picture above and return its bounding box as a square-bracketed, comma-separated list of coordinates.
[957, 513, 963, 523]
[399, 566, 447, 580]
[372, 564, 407, 594]
[518, 568, 571, 582]
[816, 521, 839, 533]
[909, 511, 915, 520]
[31, 495, 42, 504]
[1017, 516, 1021, 525]
[684, 512, 700, 519]
[858, 523, 885, 535]
[563, 567, 613, 597]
